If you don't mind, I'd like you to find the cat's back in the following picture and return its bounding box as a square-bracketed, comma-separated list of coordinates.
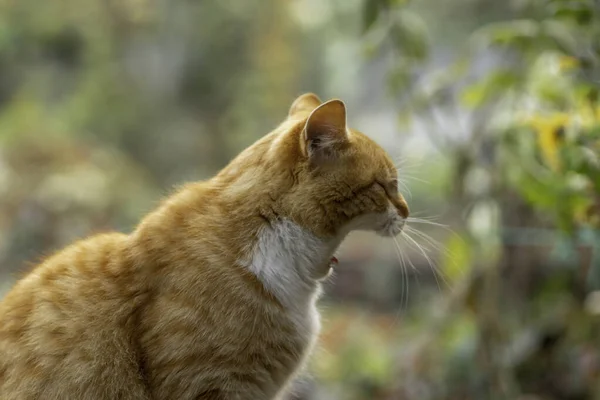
[0, 232, 142, 325]
[0, 232, 150, 399]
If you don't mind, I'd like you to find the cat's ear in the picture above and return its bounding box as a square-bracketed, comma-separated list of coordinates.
[289, 93, 322, 117]
[302, 99, 348, 161]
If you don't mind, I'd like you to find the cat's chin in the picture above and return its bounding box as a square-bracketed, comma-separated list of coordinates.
[375, 219, 405, 237]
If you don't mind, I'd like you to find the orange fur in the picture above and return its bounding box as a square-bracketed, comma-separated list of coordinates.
[0, 94, 408, 399]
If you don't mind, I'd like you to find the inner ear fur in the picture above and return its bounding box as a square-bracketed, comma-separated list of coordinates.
[302, 99, 348, 161]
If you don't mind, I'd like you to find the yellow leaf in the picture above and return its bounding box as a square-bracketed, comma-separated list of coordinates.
[558, 55, 579, 72]
[443, 234, 471, 284]
[525, 113, 569, 171]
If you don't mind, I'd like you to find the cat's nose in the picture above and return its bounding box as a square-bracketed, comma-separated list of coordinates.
[395, 196, 409, 219]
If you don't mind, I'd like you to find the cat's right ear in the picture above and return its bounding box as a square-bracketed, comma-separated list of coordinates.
[289, 93, 322, 117]
[301, 99, 348, 162]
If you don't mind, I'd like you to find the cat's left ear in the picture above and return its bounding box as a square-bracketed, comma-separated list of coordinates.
[302, 99, 348, 162]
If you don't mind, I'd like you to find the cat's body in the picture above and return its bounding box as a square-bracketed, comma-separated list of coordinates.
[0, 94, 408, 399]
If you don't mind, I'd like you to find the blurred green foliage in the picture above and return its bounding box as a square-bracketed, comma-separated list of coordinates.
[348, 0, 600, 398]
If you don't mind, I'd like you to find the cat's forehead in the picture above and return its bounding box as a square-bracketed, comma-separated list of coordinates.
[348, 129, 396, 171]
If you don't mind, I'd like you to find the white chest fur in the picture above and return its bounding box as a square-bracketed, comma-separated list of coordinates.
[244, 220, 337, 341]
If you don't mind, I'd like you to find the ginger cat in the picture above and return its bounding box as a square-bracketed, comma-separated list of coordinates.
[0, 93, 409, 400]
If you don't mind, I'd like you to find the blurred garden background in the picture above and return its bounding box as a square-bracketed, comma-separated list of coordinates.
[0, 0, 599, 399]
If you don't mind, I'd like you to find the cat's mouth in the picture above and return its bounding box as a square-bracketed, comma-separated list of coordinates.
[317, 256, 338, 281]
[373, 203, 407, 237]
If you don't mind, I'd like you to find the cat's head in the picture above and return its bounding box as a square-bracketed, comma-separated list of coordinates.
[220, 93, 409, 239]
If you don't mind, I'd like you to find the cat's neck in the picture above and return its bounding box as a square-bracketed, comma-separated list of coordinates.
[135, 180, 341, 310]
[241, 219, 341, 310]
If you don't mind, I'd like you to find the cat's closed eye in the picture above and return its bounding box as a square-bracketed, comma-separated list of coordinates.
[388, 178, 399, 193]
[375, 179, 399, 196]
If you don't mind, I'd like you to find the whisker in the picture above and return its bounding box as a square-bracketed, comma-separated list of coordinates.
[406, 214, 444, 221]
[400, 244, 414, 311]
[395, 164, 424, 173]
[404, 226, 448, 256]
[399, 175, 431, 184]
[394, 236, 419, 274]
[391, 237, 408, 312]
[397, 179, 413, 200]
[411, 224, 466, 277]
[401, 231, 450, 292]
[387, 240, 405, 326]
[406, 218, 456, 234]
[393, 244, 406, 311]
[403, 226, 463, 279]
[402, 250, 408, 312]
[393, 158, 422, 170]
[395, 168, 422, 177]
[406, 217, 448, 225]
[405, 211, 443, 220]
[401, 233, 442, 292]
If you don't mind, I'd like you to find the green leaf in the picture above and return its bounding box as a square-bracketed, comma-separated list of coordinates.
[471, 19, 540, 49]
[387, 65, 411, 93]
[389, 10, 430, 61]
[550, 1, 594, 25]
[540, 20, 579, 56]
[363, 0, 383, 32]
[460, 70, 520, 108]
